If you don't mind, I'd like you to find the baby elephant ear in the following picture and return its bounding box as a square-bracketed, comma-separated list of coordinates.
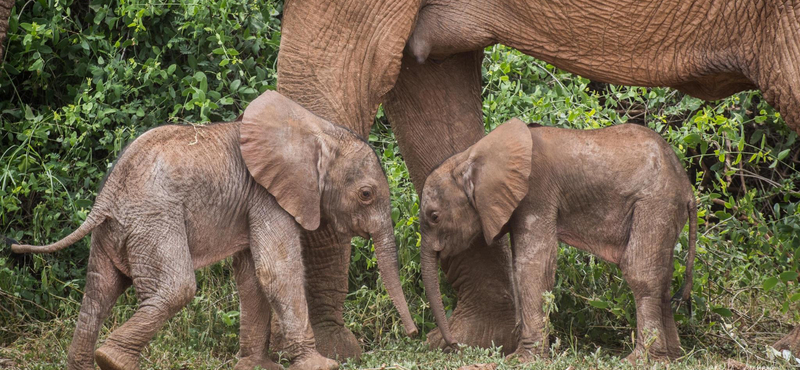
[453, 118, 533, 245]
[239, 90, 336, 231]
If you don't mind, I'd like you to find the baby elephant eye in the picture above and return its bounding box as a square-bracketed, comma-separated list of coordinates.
[358, 186, 373, 202]
[429, 211, 440, 224]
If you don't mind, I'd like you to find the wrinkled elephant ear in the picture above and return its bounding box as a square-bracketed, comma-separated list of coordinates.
[239, 90, 336, 231]
[452, 118, 533, 245]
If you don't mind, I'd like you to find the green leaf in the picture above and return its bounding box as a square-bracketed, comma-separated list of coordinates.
[777, 148, 791, 161]
[683, 133, 702, 146]
[712, 307, 732, 318]
[779, 271, 798, 283]
[589, 300, 609, 309]
[74, 199, 93, 208]
[230, 79, 241, 92]
[763, 277, 780, 291]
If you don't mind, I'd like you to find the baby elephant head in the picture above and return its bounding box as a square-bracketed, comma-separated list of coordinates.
[239, 91, 417, 337]
[419, 118, 533, 346]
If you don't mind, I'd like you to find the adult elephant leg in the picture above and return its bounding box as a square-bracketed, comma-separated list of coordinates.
[269, 222, 360, 360]
[274, 0, 420, 360]
[384, 50, 518, 354]
[760, 4, 800, 353]
[0, 0, 11, 59]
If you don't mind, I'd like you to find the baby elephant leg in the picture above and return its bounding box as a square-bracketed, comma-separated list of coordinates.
[508, 222, 558, 362]
[232, 250, 281, 370]
[620, 202, 683, 362]
[247, 205, 338, 370]
[95, 229, 196, 370]
[67, 237, 130, 370]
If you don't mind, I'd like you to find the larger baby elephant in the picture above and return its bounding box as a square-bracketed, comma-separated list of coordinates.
[11, 91, 417, 370]
[419, 119, 696, 361]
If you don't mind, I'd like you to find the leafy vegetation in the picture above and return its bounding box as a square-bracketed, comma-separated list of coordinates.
[1, 0, 799, 368]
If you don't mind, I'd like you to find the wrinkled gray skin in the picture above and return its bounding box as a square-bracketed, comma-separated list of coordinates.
[420, 119, 697, 362]
[11, 91, 417, 370]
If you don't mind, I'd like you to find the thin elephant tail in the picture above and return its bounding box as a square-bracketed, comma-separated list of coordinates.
[672, 197, 697, 316]
[10, 212, 107, 254]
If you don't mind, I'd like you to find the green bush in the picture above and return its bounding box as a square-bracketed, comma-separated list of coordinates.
[1, 0, 281, 345]
[1, 0, 799, 365]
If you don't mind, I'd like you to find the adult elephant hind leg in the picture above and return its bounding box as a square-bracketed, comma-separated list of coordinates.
[765, 10, 800, 352]
[232, 250, 281, 370]
[619, 202, 683, 362]
[67, 235, 131, 370]
[94, 229, 196, 370]
[384, 50, 517, 354]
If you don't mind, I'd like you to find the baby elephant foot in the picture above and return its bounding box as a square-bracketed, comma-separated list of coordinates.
[94, 345, 140, 370]
[289, 352, 339, 370]
[234, 355, 284, 370]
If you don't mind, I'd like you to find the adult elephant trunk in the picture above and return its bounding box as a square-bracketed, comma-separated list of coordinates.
[420, 247, 455, 348]
[372, 225, 418, 337]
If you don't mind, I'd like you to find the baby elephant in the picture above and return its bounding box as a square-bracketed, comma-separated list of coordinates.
[419, 118, 696, 362]
[11, 91, 417, 370]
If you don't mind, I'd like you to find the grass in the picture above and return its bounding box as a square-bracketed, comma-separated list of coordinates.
[1, 259, 798, 370]
[3, 317, 799, 369]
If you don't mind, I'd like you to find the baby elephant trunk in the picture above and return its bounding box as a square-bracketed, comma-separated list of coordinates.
[373, 228, 418, 337]
[421, 247, 457, 349]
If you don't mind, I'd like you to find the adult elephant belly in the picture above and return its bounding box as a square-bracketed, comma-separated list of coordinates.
[408, 0, 800, 131]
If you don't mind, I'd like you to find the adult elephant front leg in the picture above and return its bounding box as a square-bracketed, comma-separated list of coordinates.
[269, 222, 360, 360]
[384, 51, 518, 353]
[274, 0, 420, 359]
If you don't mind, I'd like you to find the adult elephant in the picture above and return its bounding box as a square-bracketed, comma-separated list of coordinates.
[272, 0, 800, 359]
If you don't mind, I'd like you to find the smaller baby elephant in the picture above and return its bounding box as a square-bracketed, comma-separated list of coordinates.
[419, 118, 696, 362]
[11, 91, 417, 370]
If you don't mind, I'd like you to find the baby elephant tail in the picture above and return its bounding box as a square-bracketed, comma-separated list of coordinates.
[672, 198, 697, 316]
[10, 212, 106, 254]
